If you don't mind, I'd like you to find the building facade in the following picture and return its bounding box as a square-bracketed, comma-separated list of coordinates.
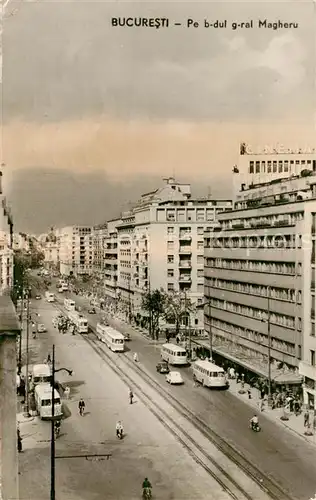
[92, 223, 108, 274]
[103, 219, 120, 305]
[204, 144, 316, 407]
[116, 177, 232, 331]
[58, 226, 94, 276]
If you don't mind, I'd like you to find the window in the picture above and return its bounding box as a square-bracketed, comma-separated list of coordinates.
[310, 350, 315, 366]
[167, 255, 174, 264]
[262, 161, 266, 173]
[255, 161, 260, 173]
[197, 227, 204, 235]
[273, 161, 277, 173]
[167, 241, 174, 250]
[278, 161, 283, 173]
[167, 227, 174, 234]
[267, 161, 272, 173]
[167, 283, 174, 291]
[249, 161, 254, 173]
[167, 269, 174, 278]
[197, 242, 204, 251]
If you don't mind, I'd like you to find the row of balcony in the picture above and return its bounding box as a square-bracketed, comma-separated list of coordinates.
[228, 219, 297, 231]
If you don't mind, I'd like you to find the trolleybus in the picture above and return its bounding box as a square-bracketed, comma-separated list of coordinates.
[67, 311, 88, 333]
[34, 383, 62, 419]
[192, 359, 229, 389]
[160, 343, 188, 366]
[96, 323, 125, 352]
[45, 291, 55, 303]
[64, 298, 76, 311]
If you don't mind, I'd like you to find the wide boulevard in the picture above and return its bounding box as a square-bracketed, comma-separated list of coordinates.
[60, 286, 316, 500]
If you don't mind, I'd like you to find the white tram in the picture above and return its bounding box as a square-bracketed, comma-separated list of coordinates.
[160, 343, 188, 366]
[64, 298, 76, 311]
[192, 359, 229, 389]
[34, 383, 62, 419]
[67, 311, 88, 333]
[96, 323, 125, 352]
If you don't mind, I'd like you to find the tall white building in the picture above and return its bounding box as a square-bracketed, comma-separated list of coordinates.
[115, 177, 232, 331]
[204, 143, 316, 407]
[104, 218, 120, 304]
[58, 226, 94, 276]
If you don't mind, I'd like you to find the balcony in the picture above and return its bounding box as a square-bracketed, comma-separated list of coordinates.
[179, 275, 192, 283]
[250, 221, 272, 228]
[179, 247, 192, 255]
[179, 261, 192, 268]
[179, 233, 192, 242]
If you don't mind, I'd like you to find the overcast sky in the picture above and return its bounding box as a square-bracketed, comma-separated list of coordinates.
[2, 0, 316, 233]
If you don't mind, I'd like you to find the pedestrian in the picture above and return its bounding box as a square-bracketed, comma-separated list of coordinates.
[176, 335, 179, 345]
[129, 389, 134, 404]
[259, 399, 264, 412]
[17, 429, 22, 453]
[247, 388, 252, 399]
[304, 410, 310, 427]
[133, 352, 139, 363]
[236, 372, 240, 384]
[229, 367, 235, 380]
[64, 386, 70, 400]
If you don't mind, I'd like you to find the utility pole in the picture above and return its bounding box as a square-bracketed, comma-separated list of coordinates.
[24, 291, 31, 417]
[267, 285, 272, 405]
[50, 344, 72, 500]
[51, 344, 56, 500]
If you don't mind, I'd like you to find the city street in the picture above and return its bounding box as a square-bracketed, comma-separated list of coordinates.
[18, 298, 241, 500]
[61, 289, 316, 500]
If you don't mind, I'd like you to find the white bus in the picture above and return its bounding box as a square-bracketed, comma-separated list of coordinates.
[68, 311, 88, 333]
[96, 323, 125, 352]
[34, 383, 62, 419]
[64, 298, 76, 311]
[192, 359, 229, 389]
[161, 343, 188, 366]
[31, 364, 51, 390]
[45, 291, 55, 303]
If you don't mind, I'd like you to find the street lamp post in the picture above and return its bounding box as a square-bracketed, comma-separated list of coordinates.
[196, 300, 213, 360]
[50, 344, 72, 500]
[24, 290, 31, 417]
[267, 286, 272, 405]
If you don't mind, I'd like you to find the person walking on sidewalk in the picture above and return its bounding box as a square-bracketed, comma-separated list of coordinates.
[78, 398, 85, 416]
[129, 389, 134, 404]
[304, 409, 310, 427]
[17, 428, 22, 453]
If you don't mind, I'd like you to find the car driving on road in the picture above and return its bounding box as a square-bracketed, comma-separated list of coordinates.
[166, 371, 184, 385]
[156, 361, 169, 374]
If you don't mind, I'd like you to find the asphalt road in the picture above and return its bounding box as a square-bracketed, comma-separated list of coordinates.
[19, 296, 242, 500]
[58, 288, 316, 500]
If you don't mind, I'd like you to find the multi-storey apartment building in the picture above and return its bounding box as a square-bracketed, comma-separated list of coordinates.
[92, 223, 108, 274]
[205, 144, 316, 407]
[104, 219, 120, 305]
[116, 177, 232, 331]
[58, 226, 93, 276]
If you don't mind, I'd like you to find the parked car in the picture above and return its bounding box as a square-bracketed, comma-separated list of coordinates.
[156, 361, 169, 374]
[166, 371, 184, 385]
[35, 295, 41, 300]
[123, 332, 131, 341]
[37, 324, 47, 333]
[88, 307, 96, 314]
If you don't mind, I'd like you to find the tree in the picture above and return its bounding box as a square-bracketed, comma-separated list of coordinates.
[142, 289, 166, 340]
[163, 291, 194, 337]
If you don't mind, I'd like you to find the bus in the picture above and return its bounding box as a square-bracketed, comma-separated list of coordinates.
[192, 359, 229, 389]
[161, 343, 188, 366]
[64, 298, 76, 311]
[96, 323, 125, 352]
[34, 383, 62, 419]
[31, 364, 51, 390]
[68, 311, 88, 333]
[45, 291, 55, 303]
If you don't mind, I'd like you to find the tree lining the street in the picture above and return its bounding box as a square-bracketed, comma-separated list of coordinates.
[142, 288, 195, 340]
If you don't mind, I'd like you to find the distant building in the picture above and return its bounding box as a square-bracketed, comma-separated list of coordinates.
[57, 226, 94, 276]
[0, 172, 13, 295]
[12, 233, 30, 252]
[103, 218, 120, 304]
[92, 223, 108, 274]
